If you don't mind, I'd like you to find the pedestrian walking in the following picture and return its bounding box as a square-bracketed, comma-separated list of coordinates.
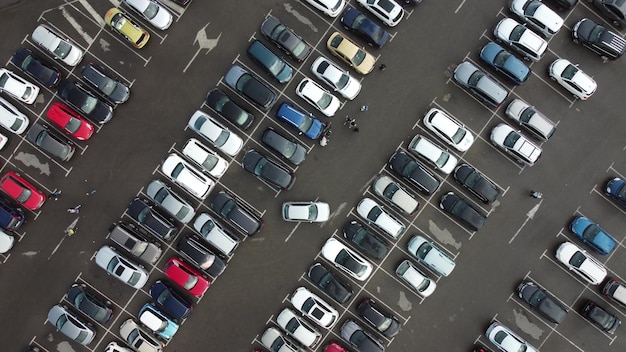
[85, 189, 96, 196]
[530, 191, 543, 199]
[348, 120, 357, 129]
[360, 105, 368, 112]
[48, 189, 62, 201]
[67, 204, 82, 213]
[344, 116, 356, 126]
[379, 64, 386, 71]
[65, 227, 78, 236]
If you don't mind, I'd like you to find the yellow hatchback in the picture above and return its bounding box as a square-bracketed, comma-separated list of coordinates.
[104, 8, 150, 49]
[326, 32, 376, 75]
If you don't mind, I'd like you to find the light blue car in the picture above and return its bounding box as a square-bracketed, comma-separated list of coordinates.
[570, 216, 616, 255]
[138, 303, 179, 340]
[480, 42, 531, 85]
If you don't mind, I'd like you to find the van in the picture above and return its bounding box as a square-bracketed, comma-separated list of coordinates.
[193, 213, 240, 257]
[505, 99, 556, 140]
[395, 259, 436, 297]
[603, 278, 626, 306]
[108, 222, 162, 264]
[0, 195, 25, 231]
[247, 40, 293, 83]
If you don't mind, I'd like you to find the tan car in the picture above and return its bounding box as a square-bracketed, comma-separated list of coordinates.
[326, 32, 376, 75]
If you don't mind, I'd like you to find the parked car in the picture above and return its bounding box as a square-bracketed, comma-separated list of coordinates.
[322, 238, 373, 281]
[340, 7, 390, 48]
[181, 138, 228, 178]
[224, 65, 277, 111]
[0, 68, 39, 104]
[603, 278, 626, 306]
[47, 305, 95, 346]
[161, 153, 214, 200]
[342, 221, 390, 260]
[582, 300, 621, 334]
[11, 47, 61, 88]
[138, 303, 179, 340]
[205, 88, 254, 130]
[387, 151, 440, 196]
[0, 97, 28, 134]
[357, 197, 406, 240]
[210, 191, 263, 236]
[119, 319, 163, 352]
[493, 18, 548, 61]
[0, 195, 25, 231]
[439, 192, 486, 231]
[290, 286, 339, 328]
[57, 80, 113, 124]
[422, 108, 474, 152]
[187, 110, 243, 157]
[242, 149, 295, 190]
[504, 99, 556, 140]
[31, 24, 83, 66]
[485, 322, 538, 352]
[357, 298, 401, 337]
[296, 78, 341, 117]
[548, 59, 597, 100]
[164, 256, 211, 298]
[149, 280, 192, 319]
[105, 342, 133, 352]
[572, 18, 626, 61]
[591, 0, 626, 26]
[94, 245, 149, 289]
[66, 283, 113, 324]
[146, 180, 196, 224]
[453, 61, 509, 108]
[327, 32, 376, 74]
[261, 128, 307, 166]
[260, 327, 300, 352]
[311, 56, 362, 100]
[517, 280, 567, 324]
[108, 222, 162, 264]
[544, 0, 578, 10]
[407, 235, 456, 277]
[176, 235, 226, 278]
[453, 164, 501, 203]
[372, 175, 419, 215]
[26, 123, 75, 161]
[510, 0, 564, 37]
[0, 171, 45, 211]
[570, 216, 616, 255]
[340, 320, 385, 352]
[356, 0, 404, 26]
[46, 102, 94, 141]
[246, 39, 293, 83]
[408, 134, 458, 174]
[282, 201, 330, 222]
[307, 262, 354, 304]
[605, 177, 626, 207]
[193, 213, 240, 257]
[79, 63, 130, 104]
[479, 42, 531, 85]
[490, 123, 542, 166]
[323, 342, 349, 352]
[260, 16, 312, 62]
[127, 197, 178, 241]
[395, 259, 436, 297]
[276, 308, 323, 348]
[123, 0, 172, 30]
[104, 8, 150, 49]
[0, 229, 14, 254]
[275, 101, 324, 139]
[555, 241, 607, 285]
[305, 0, 346, 17]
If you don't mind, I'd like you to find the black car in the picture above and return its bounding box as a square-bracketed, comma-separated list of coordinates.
[210, 191, 263, 236]
[342, 221, 389, 260]
[517, 281, 567, 324]
[572, 18, 626, 61]
[57, 80, 114, 124]
[66, 283, 113, 324]
[205, 88, 254, 130]
[307, 263, 353, 304]
[340, 7, 390, 48]
[340, 320, 384, 352]
[544, 0, 578, 10]
[246, 39, 293, 84]
[223, 65, 278, 111]
[79, 63, 130, 104]
[27, 123, 75, 162]
[11, 48, 61, 88]
[242, 149, 295, 190]
[261, 128, 306, 166]
[0, 195, 25, 231]
[126, 197, 178, 241]
[150, 280, 192, 320]
[582, 300, 621, 334]
[357, 298, 401, 337]
[260, 15, 312, 62]
[592, 0, 626, 26]
[388, 151, 440, 196]
[453, 163, 501, 203]
[439, 192, 486, 231]
[176, 235, 226, 278]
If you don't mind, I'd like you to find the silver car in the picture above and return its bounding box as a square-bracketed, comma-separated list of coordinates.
[407, 235, 456, 277]
[119, 319, 163, 352]
[510, 0, 564, 37]
[505, 99, 556, 140]
[31, 24, 84, 66]
[490, 123, 542, 166]
[372, 175, 419, 215]
[276, 308, 322, 348]
[188, 110, 243, 157]
[146, 179, 196, 224]
[94, 245, 149, 289]
[47, 304, 95, 346]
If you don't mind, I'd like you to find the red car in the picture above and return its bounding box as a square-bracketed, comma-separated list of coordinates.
[323, 342, 348, 352]
[0, 171, 45, 210]
[163, 257, 210, 297]
[46, 102, 95, 141]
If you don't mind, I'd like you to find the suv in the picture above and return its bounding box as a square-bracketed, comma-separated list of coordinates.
[494, 17, 548, 61]
[505, 99, 556, 140]
[0, 195, 25, 231]
[453, 61, 509, 108]
[108, 222, 162, 264]
[490, 123, 542, 166]
[592, 0, 626, 27]
[246, 39, 293, 83]
[572, 18, 626, 62]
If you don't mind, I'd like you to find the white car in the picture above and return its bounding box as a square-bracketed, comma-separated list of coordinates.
[510, 0, 564, 37]
[119, 319, 163, 352]
[322, 238, 373, 281]
[161, 153, 214, 200]
[310, 56, 361, 100]
[486, 322, 538, 352]
[260, 327, 300, 352]
[296, 78, 340, 117]
[0, 228, 14, 254]
[290, 286, 339, 328]
[395, 259, 436, 297]
[181, 138, 228, 178]
[356, 197, 406, 240]
[304, 0, 347, 17]
[407, 235, 456, 277]
[105, 342, 133, 352]
[372, 175, 419, 215]
[422, 108, 474, 152]
[0, 97, 29, 134]
[357, 0, 404, 27]
[187, 110, 243, 156]
[490, 123, 542, 166]
[556, 241, 607, 285]
[0, 69, 39, 104]
[494, 18, 548, 61]
[124, 0, 173, 30]
[31, 24, 84, 66]
[95, 245, 149, 289]
[276, 308, 323, 348]
[505, 99, 556, 140]
[282, 201, 330, 222]
[548, 59, 597, 100]
[408, 134, 458, 174]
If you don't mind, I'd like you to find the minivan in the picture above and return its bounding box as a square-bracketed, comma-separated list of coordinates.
[193, 213, 240, 257]
[603, 278, 626, 306]
[108, 222, 162, 264]
[395, 259, 436, 297]
[247, 40, 293, 83]
[0, 195, 25, 231]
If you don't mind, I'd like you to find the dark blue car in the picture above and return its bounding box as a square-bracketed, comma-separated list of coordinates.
[340, 7, 390, 48]
[479, 42, 531, 85]
[275, 102, 324, 139]
[570, 216, 616, 255]
[605, 177, 626, 207]
[150, 280, 193, 319]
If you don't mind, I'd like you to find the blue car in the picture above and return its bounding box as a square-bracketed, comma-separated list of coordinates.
[149, 280, 193, 320]
[479, 42, 531, 85]
[340, 7, 390, 48]
[275, 102, 324, 139]
[138, 303, 179, 340]
[606, 177, 626, 207]
[570, 216, 616, 255]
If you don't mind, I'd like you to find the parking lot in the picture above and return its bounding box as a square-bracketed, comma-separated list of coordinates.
[0, 0, 625, 351]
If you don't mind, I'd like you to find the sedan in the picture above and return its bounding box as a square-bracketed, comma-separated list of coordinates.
[490, 123, 542, 166]
[66, 283, 113, 324]
[357, 298, 401, 337]
[176, 235, 227, 278]
[479, 42, 531, 85]
[31, 24, 83, 67]
[322, 238, 373, 281]
[79, 63, 130, 104]
[145, 179, 196, 224]
[453, 163, 501, 203]
[57, 80, 114, 124]
[11, 47, 61, 88]
[282, 201, 330, 222]
[582, 300, 621, 334]
[504, 99, 556, 140]
[357, 197, 406, 240]
[408, 134, 458, 174]
[570, 216, 617, 255]
[242, 149, 295, 190]
[439, 192, 486, 231]
[407, 235, 456, 277]
[137, 303, 179, 340]
[422, 108, 474, 152]
[453, 61, 509, 108]
[0, 68, 39, 104]
[307, 262, 354, 304]
[0, 97, 29, 134]
[605, 177, 626, 207]
[26, 123, 75, 162]
[161, 153, 214, 200]
[181, 138, 228, 178]
[356, 0, 404, 26]
[261, 128, 307, 165]
[548, 59, 596, 100]
[372, 175, 419, 215]
[47, 305, 95, 346]
[340, 320, 385, 352]
[260, 16, 312, 62]
[296, 78, 341, 117]
[304, 0, 346, 17]
[123, 0, 172, 30]
[94, 245, 149, 289]
[224, 65, 277, 111]
[210, 191, 263, 236]
[150, 280, 192, 319]
[104, 8, 150, 49]
[163, 257, 210, 297]
[510, 0, 564, 37]
[275, 101, 325, 140]
[342, 221, 390, 260]
[555, 241, 607, 285]
[327, 32, 376, 74]
[0, 171, 45, 210]
[276, 308, 323, 348]
[206, 88, 254, 130]
[341, 7, 390, 48]
[187, 110, 243, 157]
[311, 56, 362, 100]
[119, 319, 163, 352]
[493, 17, 548, 61]
[260, 327, 299, 352]
[290, 286, 339, 328]
[387, 151, 441, 196]
[127, 197, 178, 241]
[485, 322, 538, 352]
[46, 102, 94, 141]
[517, 280, 567, 324]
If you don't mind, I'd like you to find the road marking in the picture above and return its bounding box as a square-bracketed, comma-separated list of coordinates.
[455, 0, 466, 13]
[60, 6, 94, 44]
[508, 200, 542, 244]
[79, 0, 105, 27]
[183, 22, 220, 73]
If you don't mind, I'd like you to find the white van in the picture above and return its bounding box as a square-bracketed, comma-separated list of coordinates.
[603, 278, 626, 306]
[193, 213, 240, 257]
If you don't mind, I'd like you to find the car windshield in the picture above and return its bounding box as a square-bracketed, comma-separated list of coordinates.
[15, 187, 32, 203]
[352, 14, 365, 28]
[285, 318, 299, 333]
[450, 200, 468, 217]
[317, 92, 332, 109]
[171, 163, 184, 178]
[301, 297, 315, 312]
[529, 288, 546, 306]
[336, 73, 349, 90]
[236, 74, 251, 91]
[76, 330, 89, 343]
[106, 256, 120, 273]
[54, 41, 72, 59]
[561, 64, 578, 80]
[80, 95, 98, 114]
[329, 35, 342, 48]
[184, 275, 199, 290]
[144, 2, 159, 19]
[98, 78, 117, 95]
[503, 131, 520, 148]
[253, 157, 267, 175]
[378, 316, 393, 331]
[271, 338, 285, 350]
[214, 130, 231, 147]
[202, 155, 219, 170]
[307, 205, 318, 219]
[401, 161, 417, 177]
[436, 152, 450, 168]
[367, 206, 382, 221]
[298, 116, 313, 133]
[493, 50, 511, 67]
[137, 207, 150, 222]
[416, 242, 431, 260]
[510, 25, 525, 42]
[336, 249, 365, 275]
[291, 41, 308, 58]
[65, 117, 81, 133]
[582, 224, 600, 242]
[350, 330, 366, 345]
[220, 200, 235, 217]
[524, 0, 541, 14]
[133, 241, 148, 256]
[589, 25, 605, 41]
[468, 71, 484, 87]
[352, 49, 366, 65]
[569, 251, 586, 268]
[451, 128, 467, 144]
[383, 183, 399, 199]
[128, 272, 142, 285]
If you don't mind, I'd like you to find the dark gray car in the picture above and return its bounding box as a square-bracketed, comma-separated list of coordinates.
[453, 61, 509, 108]
[260, 15, 312, 62]
[261, 128, 306, 165]
[205, 88, 254, 130]
[242, 149, 295, 190]
[27, 123, 75, 161]
[307, 263, 353, 304]
[80, 63, 130, 104]
[66, 283, 113, 324]
[223, 65, 277, 111]
[453, 163, 501, 204]
[176, 235, 226, 278]
[210, 191, 263, 236]
[342, 221, 389, 260]
[388, 151, 440, 196]
[340, 320, 384, 352]
[517, 281, 567, 324]
[439, 192, 486, 231]
[246, 39, 293, 83]
[127, 197, 178, 241]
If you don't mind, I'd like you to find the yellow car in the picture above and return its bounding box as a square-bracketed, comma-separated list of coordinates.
[104, 8, 150, 49]
[326, 32, 376, 75]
